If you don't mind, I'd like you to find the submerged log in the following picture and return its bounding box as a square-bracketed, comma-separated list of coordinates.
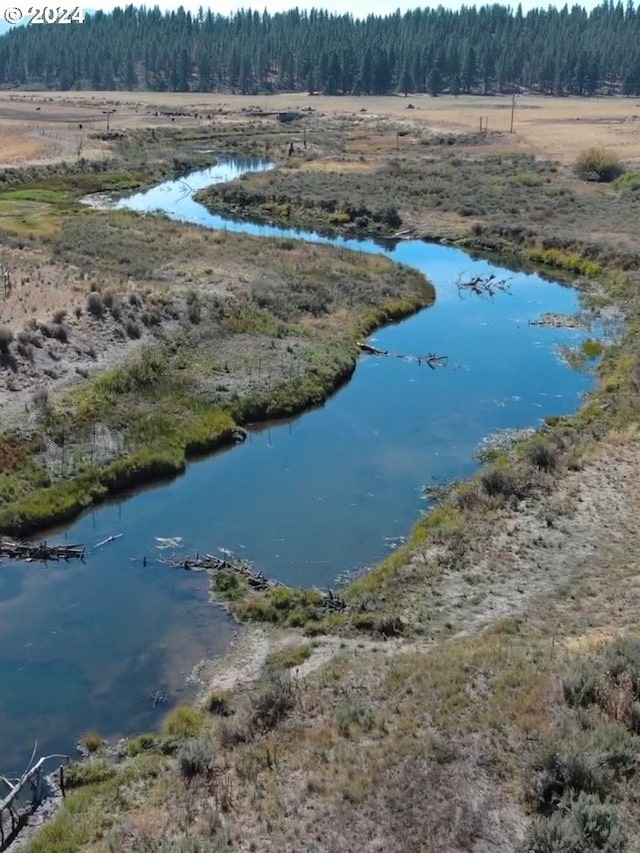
[357, 342, 447, 369]
[0, 539, 86, 563]
[357, 342, 389, 356]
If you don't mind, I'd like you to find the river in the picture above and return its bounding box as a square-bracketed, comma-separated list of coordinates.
[0, 156, 595, 774]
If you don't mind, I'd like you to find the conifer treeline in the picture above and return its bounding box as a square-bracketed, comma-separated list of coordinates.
[0, 3, 639, 96]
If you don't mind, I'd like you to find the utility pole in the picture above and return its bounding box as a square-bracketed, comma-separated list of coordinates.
[102, 109, 116, 131]
[510, 92, 516, 134]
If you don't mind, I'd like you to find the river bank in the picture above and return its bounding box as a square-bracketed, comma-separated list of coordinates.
[0, 155, 432, 537]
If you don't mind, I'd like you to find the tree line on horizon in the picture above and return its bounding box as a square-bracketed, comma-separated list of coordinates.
[0, 3, 639, 97]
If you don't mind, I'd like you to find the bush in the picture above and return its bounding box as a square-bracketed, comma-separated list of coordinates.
[207, 690, 233, 716]
[178, 737, 211, 784]
[336, 696, 375, 737]
[379, 204, 402, 228]
[125, 319, 141, 339]
[52, 309, 67, 323]
[163, 706, 206, 740]
[480, 467, 521, 498]
[127, 732, 160, 756]
[49, 322, 69, 342]
[527, 793, 625, 852]
[576, 148, 625, 183]
[526, 440, 559, 472]
[250, 671, 295, 732]
[0, 326, 14, 353]
[110, 297, 123, 321]
[527, 746, 608, 815]
[188, 301, 202, 324]
[592, 723, 637, 776]
[81, 730, 103, 753]
[87, 291, 104, 318]
[563, 659, 602, 708]
[603, 637, 640, 697]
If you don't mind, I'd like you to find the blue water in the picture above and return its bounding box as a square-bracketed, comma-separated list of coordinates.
[0, 156, 594, 774]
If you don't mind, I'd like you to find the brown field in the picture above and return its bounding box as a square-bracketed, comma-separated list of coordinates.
[2, 91, 640, 166]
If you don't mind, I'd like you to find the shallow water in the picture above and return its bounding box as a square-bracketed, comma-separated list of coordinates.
[0, 156, 594, 774]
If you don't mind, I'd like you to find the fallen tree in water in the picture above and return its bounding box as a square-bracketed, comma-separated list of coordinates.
[357, 342, 447, 369]
[456, 271, 512, 298]
[0, 743, 68, 849]
[0, 539, 86, 563]
[160, 549, 353, 615]
[160, 551, 276, 591]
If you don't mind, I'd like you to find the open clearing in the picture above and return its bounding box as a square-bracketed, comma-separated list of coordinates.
[2, 92, 640, 166]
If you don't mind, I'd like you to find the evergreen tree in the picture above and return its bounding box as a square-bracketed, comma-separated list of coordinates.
[398, 62, 414, 96]
[0, 3, 636, 97]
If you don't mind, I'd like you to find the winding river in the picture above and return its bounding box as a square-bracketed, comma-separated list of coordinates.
[0, 156, 596, 774]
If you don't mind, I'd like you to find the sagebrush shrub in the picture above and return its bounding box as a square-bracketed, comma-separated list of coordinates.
[527, 793, 625, 853]
[576, 148, 624, 183]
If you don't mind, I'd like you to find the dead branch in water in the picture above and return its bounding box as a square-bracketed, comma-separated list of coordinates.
[456, 272, 512, 298]
[357, 342, 447, 369]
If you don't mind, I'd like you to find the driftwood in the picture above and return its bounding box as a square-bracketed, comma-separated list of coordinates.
[0, 539, 85, 563]
[456, 272, 512, 298]
[357, 342, 448, 369]
[0, 743, 68, 848]
[320, 588, 348, 612]
[95, 533, 123, 549]
[528, 312, 584, 329]
[160, 552, 277, 591]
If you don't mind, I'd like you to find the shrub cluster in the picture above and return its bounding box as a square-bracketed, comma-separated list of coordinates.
[525, 637, 640, 851]
[576, 147, 625, 183]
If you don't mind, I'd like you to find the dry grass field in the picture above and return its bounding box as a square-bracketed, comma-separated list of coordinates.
[2, 91, 640, 166]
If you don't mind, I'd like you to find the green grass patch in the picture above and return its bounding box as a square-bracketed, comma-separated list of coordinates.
[266, 643, 313, 670]
[0, 188, 73, 204]
[347, 503, 463, 597]
[581, 338, 605, 359]
[163, 705, 207, 740]
[22, 757, 164, 853]
[615, 170, 640, 195]
[232, 585, 326, 628]
[527, 246, 602, 278]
